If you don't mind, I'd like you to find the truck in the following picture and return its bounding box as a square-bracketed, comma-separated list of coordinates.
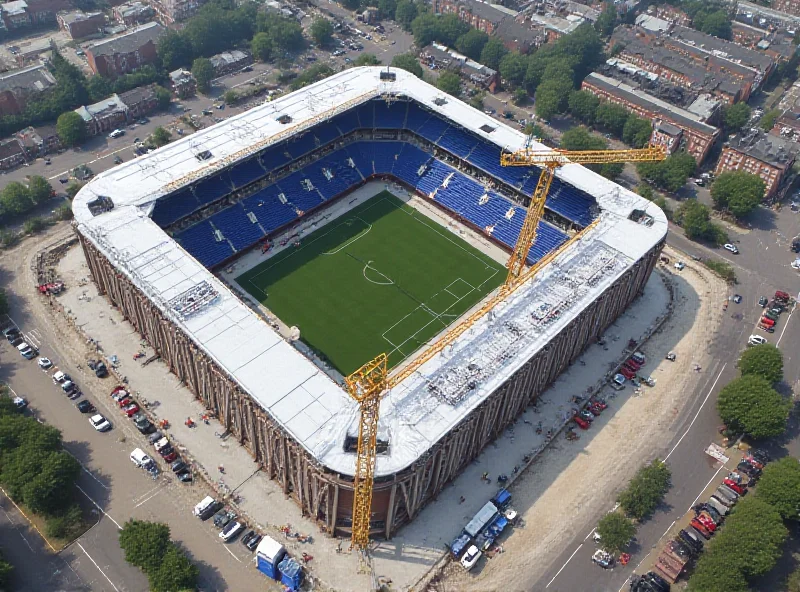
[256, 536, 286, 581]
[654, 542, 688, 584]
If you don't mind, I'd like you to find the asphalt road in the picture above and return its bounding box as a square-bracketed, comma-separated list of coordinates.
[0, 317, 271, 591]
[539, 208, 800, 592]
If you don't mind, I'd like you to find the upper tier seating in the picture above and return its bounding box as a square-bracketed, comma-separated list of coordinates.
[193, 175, 233, 206]
[150, 189, 200, 228]
[174, 220, 234, 268]
[242, 188, 299, 233]
[207, 203, 266, 252]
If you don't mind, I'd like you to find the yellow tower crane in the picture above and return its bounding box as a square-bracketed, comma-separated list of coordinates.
[347, 143, 667, 551]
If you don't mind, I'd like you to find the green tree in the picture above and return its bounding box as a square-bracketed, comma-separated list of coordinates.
[594, 2, 617, 37]
[0, 288, 8, 316]
[561, 126, 605, 151]
[1, 182, 33, 215]
[469, 92, 484, 111]
[148, 543, 200, 592]
[436, 14, 470, 47]
[595, 101, 629, 137]
[437, 71, 461, 96]
[789, 568, 800, 592]
[512, 88, 528, 105]
[45, 504, 83, 540]
[391, 53, 423, 78]
[85, 75, 113, 103]
[290, 64, 334, 90]
[119, 520, 172, 572]
[637, 184, 654, 200]
[688, 554, 750, 592]
[395, 0, 418, 31]
[310, 18, 334, 47]
[21, 451, 80, 515]
[411, 13, 440, 47]
[638, 152, 696, 193]
[479, 37, 508, 71]
[27, 176, 52, 204]
[711, 171, 765, 217]
[155, 86, 172, 110]
[499, 52, 528, 87]
[738, 343, 783, 383]
[675, 200, 712, 240]
[534, 72, 573, 120]
[622, 115, 652, 148]
[56, 111, 86, 147]
[568, 90, 599, 124]
[455, 29, 488, 61]
[157, 30, 194, 71]
[150, 127, 172, 148]
[223, 90, 237, 104]
[596, 513, 635, 555]
[618, 459, 671, 521]
[717, 375, 790, 439]
[354, 53, 380, 66]
[251, 32, 273, 62]
[723, 102, 751, 133]
[65, 182, 84, 199]
[377, 0, 397, 19]
[191, 58, 215, 93]
[524, 122, 549, 140]
[695, 10, 732, 40]
[23, 217, 46, 234]
[759, 108, 781, 131]
[755, 457, 800, 521]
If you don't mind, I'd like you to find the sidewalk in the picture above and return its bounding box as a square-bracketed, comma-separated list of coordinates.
[56, 244, 672, 591]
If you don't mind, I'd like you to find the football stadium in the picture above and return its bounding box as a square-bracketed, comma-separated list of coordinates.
[73, 67, 666, 539]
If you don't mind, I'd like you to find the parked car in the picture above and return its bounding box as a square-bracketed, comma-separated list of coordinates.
[674, 261, 685, 271]
[723, 479, 746, 496]
[678, 529, 703, 553]
[246, 533, 262, 551]
[37, 356, 53, 370]
[759, 296, 769, 307]
[736, 461, 761, 480]
[76, 399, 95, 413]
[17, 342, 36, 359]
[630, 352, 646, 365]
[723, 243, 739, 254]
[690, 519, 711, 539]
[213, 510, 235, 529]
[619, 366, 636, 380]
[592, 549, 614, 569]
[89, 414, 111, 431]
[578, 409, 594, 423]
[241, 530, 256, 547]
[171, 459, 187, 473]
[177, 469, 193, 483]
[108, 129, 125, 139]
[625, 357, 642, 370]
[220, 521, 244, 542]
[574, 415, 590, 430]
[3, 326, 20, 341]
[695, 512, 717, 532]
[748, 335, 767, 346]
[132, 412, 154, 434]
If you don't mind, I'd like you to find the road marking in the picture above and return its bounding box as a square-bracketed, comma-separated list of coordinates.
[776, 308, 794, 346]
[134, 487, 164, 508]
[77, 542, 121, 592]
[223, 543, 242, 563]
[47, 145, 131, 181]
[688, 464, 727, 510]
[664, 364, 727, 461]
[546, 543, 582, 588]
[583, 528, 596, 542]
[75, 484, 122, 530]
[0, 507, 34, 551]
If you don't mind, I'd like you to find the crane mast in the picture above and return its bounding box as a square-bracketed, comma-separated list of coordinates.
[347, 143, 667, 552]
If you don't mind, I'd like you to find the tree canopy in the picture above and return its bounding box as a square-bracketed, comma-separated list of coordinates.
[27, 176, 52, 205]
[694, 9, 732, 39]
[717, 375, 790, 439]
[310, 18, 334, 46]
[353, 53, 381, 66]
[723, 102, 751, 133]
[568, 90, 599, 124]
[455, 29, 488, 62]
[636, 152, 696, 193]
[56, 111, 86, 147]
[560, 127, 622, 180]
[290, 64, 334, 91]
[596, 513, 635, 555]
[737, 343, 783, 383]
[0, 182, 34, 217]
[251, 32, 274, 62]
[119, 520, 199, 592]
[499, 52, 528, 87]
[622, 115, 652, 148]
[436, 71, 461, 97]
[594, 3, 617, 37]
[391, 53, 423, 78]
[595, 101, 629, 136]
[759, 108, 781, 132]
[150, 127, 172, 148]
[711, 171, 765, 217]
[395, 0, 419, 31]
[479, 38, 508, 71]
[755, 457, 800, 521]
[191, 58, 215, 94]
[617, 459, 671, 521]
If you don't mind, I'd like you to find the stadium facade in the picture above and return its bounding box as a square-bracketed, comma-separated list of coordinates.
[73, 67, 666, 539]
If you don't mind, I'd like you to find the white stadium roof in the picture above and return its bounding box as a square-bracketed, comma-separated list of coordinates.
[73, 67, 667, 477]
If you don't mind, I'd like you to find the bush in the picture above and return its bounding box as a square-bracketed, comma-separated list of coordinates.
[0, 229, 17, 248]
[223, 90, 238, 104]
[53, 204, 73, 221]
[755, 457, 800, 521]
[618, 459, 671, 521]
[45, 504, 84, 540]
[737, 344, 783, 383]
[23, 217, 46, 235]
[119, 520, 199, 592]
[717, 375, 790, 439]
[674, 200, 727, 244]
[65, 182, 84, 199]
[596, 512, 636, 555]
[703, 259, 736, 283]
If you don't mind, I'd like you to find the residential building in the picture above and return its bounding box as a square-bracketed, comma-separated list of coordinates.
[0, 64, 56, 116]
[2, 1, 30, 29]
[86, 21, 164, 77]
[113, 1, 155, 26]
[144, 0, 207, 24]
[209, 50, 251, 76]
[421, 43, 500, 92]
[495, 18, 543, 54]
[715, 129, 796, 199]
[1, 0, 69, 32]
[432, 0, 543, 53]
[75, 94, 128, 136]
[12, 37, 54, 66]
[582, 72, 721, 164]
[0, 138, 26, 169]
[15, 124, 60, 155]
[771, 0, 800, 18]
[169, 68, 195, 98]
[735, 0, 800, 30]
[519, 12, 583, 42]
[731, 22, 798, 64]
[120, 84, 158, 119]
[651, 121, 683, 155]
[57, 10, 105, 40]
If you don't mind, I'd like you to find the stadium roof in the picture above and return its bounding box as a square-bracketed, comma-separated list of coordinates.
[73, 67, 667, 477]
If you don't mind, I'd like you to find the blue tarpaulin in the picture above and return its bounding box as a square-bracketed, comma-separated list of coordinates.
[492, 488, 511, 510]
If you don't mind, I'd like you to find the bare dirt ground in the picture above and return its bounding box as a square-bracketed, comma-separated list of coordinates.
[429, 247, 728, 592]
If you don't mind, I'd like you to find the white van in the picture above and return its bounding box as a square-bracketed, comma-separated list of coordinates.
[130, 448, 154, 469]
[194, 496, 216, 517]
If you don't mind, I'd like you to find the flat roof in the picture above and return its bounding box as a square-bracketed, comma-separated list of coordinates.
[73, 67, 666, 477]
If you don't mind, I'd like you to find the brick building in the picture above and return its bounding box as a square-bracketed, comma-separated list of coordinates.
[208, 50, 252, 77]
[421, 44, 500, 92]
[86, 22, 163, 77]
[431, 0, 542, 53]
[57, 10, 105, 40]
[113, 1, 155, 26]
[731, 22, 797, 64]
[169, 68, 195, 98]
[582, 72, 720, 164]
[651, 121, 683, 155]
[144, 0, 207, 24]
[0, 138, 26, 169]
[75, 94, 128, 136]
[15, 124, 60, 156]
[0, 64, 56, 116]
[715, 130, 796, 199]
[119, 84, 158, 119]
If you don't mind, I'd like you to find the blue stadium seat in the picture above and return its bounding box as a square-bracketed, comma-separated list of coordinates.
[283, 132, 318, 159]
[374, 100, 407, 128]
[242, 188, 298, 232]
[346, 144, 374, 177]
[311, 121, 342, 147]
[208, 203, 266, 252]
[404, 101, 432, 132]
[416, 160, 452, 194]
[356, 102, 375, 128]
[392, 144, 431, 185]
[193, 175, 233, 206]
[372, 141, 404, 174]
[438, 127, 478, 158]
[333, 109, 361, 135]
[227, 158, 266, 189]
[174, 220, 234, 268]
[546, 178, 596, 227]
[415, 116, 449, 143]
[259, 146, 291, 172]
[150, 189, 200, 228]
[277, 171, 325, 212]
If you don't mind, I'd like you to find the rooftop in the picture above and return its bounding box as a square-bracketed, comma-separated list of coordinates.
[635, 13, 671, 33]
[209, 50, 250, 68]
[670, 25, 774, 73]
[2, 0, 27, 16]
[448, 0, 509, 23]
[654, 120, 682, 136]
[72, 67, 666, 477]
[75, 93, 126, 121]
[87, 21, 164, 57]
[0, 64, 56, 94]
[60, 10, 104, 24]
[584, 72, 720, 137]
[726, 129, 797, 167]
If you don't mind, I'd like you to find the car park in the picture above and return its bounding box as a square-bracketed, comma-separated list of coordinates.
[89, 414, 111, 431]
[747, 334, 767, 346]
[123, 402, 140, 417]
[37, 357, 52, 370]
[76, 399, 95, 413]
[220, 521, 244, 542]
[17, 342, 36, 359]
[246, 533, 262, 551]
[3, 326, 20, 341]
[177, 469, 193, 483]
[723, 243, 739, 254]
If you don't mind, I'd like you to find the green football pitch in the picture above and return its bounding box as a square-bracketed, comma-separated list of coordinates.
[236, 192, 505, 375]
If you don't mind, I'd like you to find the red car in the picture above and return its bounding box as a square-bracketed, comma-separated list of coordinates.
[742, 455, 765, 470]
[588, 404, 603, 416]
[691, 519, 712, 539]
[696, 512, 717, 532]
[622, 361, 639, 373]
[123, 402, 140, 417]
[118, 397, 132, 408]
[619, 366, 636, 380]
[590, 399, 608, 410]
[574, 415, 590, 430]
[626, 358, 642, 370]
[723, 479, 746, 496]
[161, 449, 178, 463]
